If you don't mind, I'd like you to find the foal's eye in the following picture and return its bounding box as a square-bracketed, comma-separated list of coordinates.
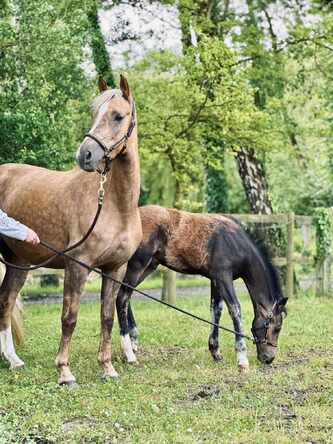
[113, 113, 124, 122]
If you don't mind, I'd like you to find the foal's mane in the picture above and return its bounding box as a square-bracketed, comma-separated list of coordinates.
[252, 237, 283, 301]
[233, 220, 283, 303]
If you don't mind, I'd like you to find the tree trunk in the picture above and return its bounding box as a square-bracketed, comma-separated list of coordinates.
[235, 148, 273, 215]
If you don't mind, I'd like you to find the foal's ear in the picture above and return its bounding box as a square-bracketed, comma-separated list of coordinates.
[98, 77, 108, 93]
[120, 74, 131, 102]
[258, 303, 269, 318]
[278, 297, 288, 307]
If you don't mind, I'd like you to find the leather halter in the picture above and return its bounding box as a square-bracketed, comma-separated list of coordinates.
[84, 99, 136, 172]
[251, 300, 279, 347]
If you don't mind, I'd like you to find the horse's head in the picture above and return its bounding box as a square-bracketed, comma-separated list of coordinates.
[252, 297, 288, 364]
[77, 75, 135, 172]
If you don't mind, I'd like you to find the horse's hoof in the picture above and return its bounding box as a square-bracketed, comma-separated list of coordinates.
[102, 373, 120, 381]
[238, 364, 250, 374]
[59, 380, 79, 389]
[10, 360, 25, 370]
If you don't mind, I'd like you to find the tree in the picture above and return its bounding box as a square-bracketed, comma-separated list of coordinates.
[0, 0, 92, 169]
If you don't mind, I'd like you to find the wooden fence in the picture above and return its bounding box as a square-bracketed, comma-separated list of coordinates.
[1, 212, 331, 301]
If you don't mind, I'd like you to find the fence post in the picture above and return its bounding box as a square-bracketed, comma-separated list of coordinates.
[286, 212, 295, 298]
[161, 268, 177, 304]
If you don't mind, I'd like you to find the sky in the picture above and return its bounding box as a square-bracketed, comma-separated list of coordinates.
[95, 0, 319, 70]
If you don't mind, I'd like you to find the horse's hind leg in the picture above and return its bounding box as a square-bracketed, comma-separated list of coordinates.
[55, 261, 89, 385]
[208, 280, 223, 361]
[0, 266, 28, 369]
[218, 275, 249, 372]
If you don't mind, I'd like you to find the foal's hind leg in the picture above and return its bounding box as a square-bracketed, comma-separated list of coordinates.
[117, 259, 158, 361]
[127, 303, 139, 352]
[55, 261, 89, 385]
[208, 280, 223, 362]
[218, 275, 249, 372]
[0, 266, 28, 369]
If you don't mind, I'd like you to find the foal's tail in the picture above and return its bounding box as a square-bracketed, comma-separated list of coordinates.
[12, 295, 24, 345]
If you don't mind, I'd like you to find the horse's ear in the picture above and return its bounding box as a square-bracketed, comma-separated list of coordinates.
[98, 77, 108, 93]
[120, 74, 131, 102]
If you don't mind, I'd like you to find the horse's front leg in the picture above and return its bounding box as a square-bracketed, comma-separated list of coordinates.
[219, 275, 249, 373]
[55, 261, 89, 386]
[0, 266, 27, 369]
[99, 264, 128, 378]
[208, 280, 223, 362]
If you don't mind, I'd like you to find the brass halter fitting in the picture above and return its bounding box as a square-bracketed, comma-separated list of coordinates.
[98, 173, 107, 205]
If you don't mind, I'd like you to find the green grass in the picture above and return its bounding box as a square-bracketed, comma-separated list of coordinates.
[0, 292, 332, 443]
[21, 275, 209, 296]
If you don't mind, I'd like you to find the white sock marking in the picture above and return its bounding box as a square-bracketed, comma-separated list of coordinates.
[121, 334, 137, 363]
[0, 326, 25, 369]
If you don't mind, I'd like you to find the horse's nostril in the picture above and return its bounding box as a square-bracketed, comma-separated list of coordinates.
[85, 150, 92, 161]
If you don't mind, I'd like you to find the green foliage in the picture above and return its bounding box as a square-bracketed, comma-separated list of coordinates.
[130, 36, 272, 209]
[313, 207, 333, 262]
[87, 0, 115, 87]
[0, 0, 93, 169]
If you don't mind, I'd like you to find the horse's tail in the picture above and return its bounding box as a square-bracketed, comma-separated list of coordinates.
[0, 238, 25, 344]
[11, 295, 24, 345]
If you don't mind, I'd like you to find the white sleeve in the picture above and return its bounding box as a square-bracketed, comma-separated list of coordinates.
[0, 209, 28, 241]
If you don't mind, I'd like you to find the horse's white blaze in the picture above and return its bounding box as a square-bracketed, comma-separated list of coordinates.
[0, 326, 24, 369]
[90, 101, 109, 134]
[121, 334, 137, 363]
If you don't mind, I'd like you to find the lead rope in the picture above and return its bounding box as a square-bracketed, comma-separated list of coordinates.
[0, 172, 107, 272]
[0, 173, 256, 343]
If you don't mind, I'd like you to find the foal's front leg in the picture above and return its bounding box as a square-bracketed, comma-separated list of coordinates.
[98, 264, 127, 378]
[55, 262, 89, 385]
[218, 276, 249, 372]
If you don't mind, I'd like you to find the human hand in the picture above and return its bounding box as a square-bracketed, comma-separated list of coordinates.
[25, 228, 40, 245]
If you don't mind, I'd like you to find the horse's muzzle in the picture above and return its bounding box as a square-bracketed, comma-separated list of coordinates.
[76, 139, 104, 172]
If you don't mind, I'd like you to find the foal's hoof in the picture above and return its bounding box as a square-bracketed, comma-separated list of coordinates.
[211, 351, 223, 362]
[238, 363, 250, 374]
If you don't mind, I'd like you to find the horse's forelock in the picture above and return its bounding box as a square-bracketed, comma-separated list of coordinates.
[91, 89, 122, 113]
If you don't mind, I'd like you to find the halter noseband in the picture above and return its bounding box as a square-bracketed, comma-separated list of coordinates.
[84, 99, 136, 169]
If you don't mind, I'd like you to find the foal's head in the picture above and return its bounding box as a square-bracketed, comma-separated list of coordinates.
[77, 75, 134, 172]
[252, 297, 288, 364]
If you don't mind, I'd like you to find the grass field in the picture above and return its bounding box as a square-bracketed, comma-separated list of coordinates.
[0, 292, 332, 443]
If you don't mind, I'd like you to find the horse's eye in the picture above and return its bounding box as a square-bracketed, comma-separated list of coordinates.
[114, 113, 124, 122]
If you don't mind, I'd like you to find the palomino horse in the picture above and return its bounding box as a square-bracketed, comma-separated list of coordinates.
[0, 76, 142, 385]
[117, 205, 288, 371]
